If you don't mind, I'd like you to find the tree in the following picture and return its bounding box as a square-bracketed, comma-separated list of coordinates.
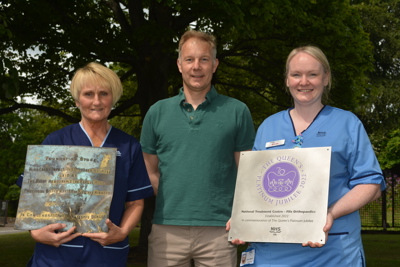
[0, 10, 19, 101]
[1, 0, 374, 122]
[351, 0, 400, 170]
[0, 0, 376, 261]
[0, 102, 69, 215]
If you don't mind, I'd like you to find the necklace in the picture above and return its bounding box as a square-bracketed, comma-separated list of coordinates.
[292, 134, 303, 148]
[290, 105, 326, 148]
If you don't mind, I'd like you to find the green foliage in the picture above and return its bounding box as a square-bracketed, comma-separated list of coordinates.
[350, 0, 400, 171]
[0, 58, 20, 99]
[0, 11, 19, 100]
[0, 12, 11, 38]
[215, 0, 374, 124]
[352, 0, 400, 123]
[0, 0, 379, 152]
[4, 185, 21, 216]
[0, 183, 7, 200]
[0, 0, 374, 123]
[377, 129, 400, 170]
[109, 108, 142, 138]
[5, 185, 20, 201]
[0, 105, 69, 202]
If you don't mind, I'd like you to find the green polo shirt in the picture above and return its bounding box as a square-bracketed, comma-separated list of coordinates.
[141, 86, 255, 226]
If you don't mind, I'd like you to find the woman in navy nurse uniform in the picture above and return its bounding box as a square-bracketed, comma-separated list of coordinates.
[17, 62, 153, 267]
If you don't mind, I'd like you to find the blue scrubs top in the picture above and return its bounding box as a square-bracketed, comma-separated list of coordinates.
[251, 106, 385, 267]
[17, 123, 153, 267]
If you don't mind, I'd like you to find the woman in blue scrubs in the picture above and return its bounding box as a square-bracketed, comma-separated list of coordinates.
[231, 46, 385, 266]
[17, 62, 153, 266]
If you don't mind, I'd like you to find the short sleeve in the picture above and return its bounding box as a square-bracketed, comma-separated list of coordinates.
[126, 142, 154, 201]
[140, 106, 158, 155]
[348, 120, 385, 191]
[235, 105, 255, 151]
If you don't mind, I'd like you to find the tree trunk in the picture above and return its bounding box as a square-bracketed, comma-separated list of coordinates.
[131, 43, 175, 262]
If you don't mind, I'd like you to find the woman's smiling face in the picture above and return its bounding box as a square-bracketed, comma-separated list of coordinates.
[286, 52, 329, 107]
[75, 84, 113, 124]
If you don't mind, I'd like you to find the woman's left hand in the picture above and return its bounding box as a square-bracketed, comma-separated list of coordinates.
[301, 212, 333, 248]
[82, 219, 127, 246]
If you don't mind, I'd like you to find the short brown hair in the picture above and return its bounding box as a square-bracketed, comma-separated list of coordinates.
[178, 30, 217, 61]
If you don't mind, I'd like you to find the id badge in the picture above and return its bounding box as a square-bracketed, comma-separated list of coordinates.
[239, 247, 255, 266]
[265, 139, 285, 148]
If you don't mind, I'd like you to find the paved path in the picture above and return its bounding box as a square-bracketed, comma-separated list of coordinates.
[0, 219, 26, 235]
[0, 226, 25, 235]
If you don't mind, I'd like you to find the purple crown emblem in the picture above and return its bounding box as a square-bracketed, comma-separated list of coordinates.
[263, 162, 299, 198]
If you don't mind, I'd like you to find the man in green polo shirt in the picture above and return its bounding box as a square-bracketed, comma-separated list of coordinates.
[141, 30, 255, 267]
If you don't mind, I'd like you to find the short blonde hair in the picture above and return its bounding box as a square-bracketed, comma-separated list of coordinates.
[70, 62, 123, 106]
[178, 30, 217, 61]
[285, 46, 332, 100]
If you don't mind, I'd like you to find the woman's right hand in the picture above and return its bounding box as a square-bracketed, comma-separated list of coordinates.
[30, 223, 81, 247]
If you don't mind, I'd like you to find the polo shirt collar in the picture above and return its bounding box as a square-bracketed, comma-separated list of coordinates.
[178, 86, 218, 105]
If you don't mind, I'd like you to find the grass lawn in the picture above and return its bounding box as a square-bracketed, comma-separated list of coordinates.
[0, 232, 35, 266]
[0, 230, 399, 267]
[362, 233, 400, 267]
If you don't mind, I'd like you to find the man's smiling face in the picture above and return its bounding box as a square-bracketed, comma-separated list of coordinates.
[177, 37, 219, 94]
